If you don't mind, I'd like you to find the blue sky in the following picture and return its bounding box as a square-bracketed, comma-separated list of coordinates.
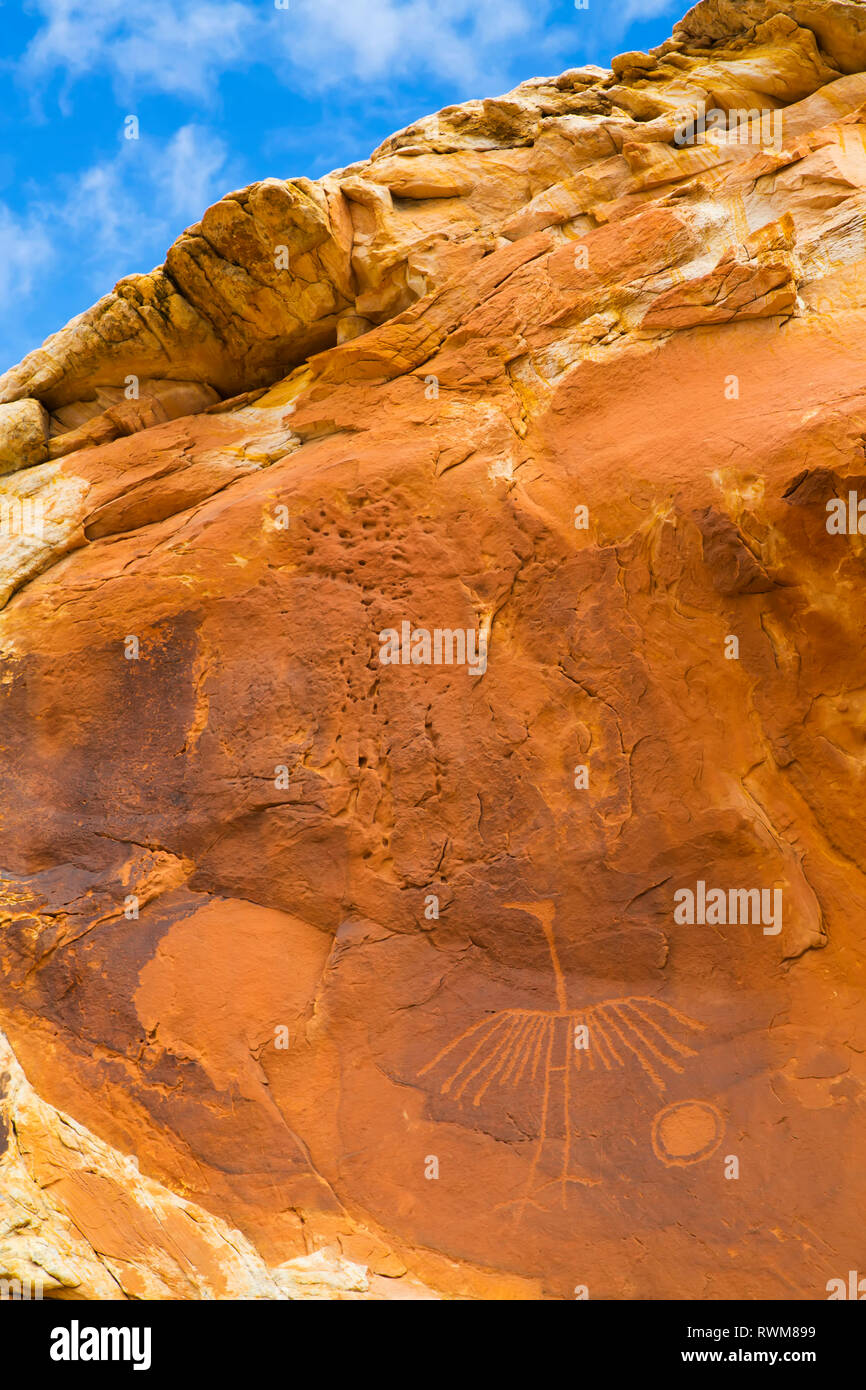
[0, 0, 683, 374]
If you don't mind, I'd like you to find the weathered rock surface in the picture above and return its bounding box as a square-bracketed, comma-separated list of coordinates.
[0, 399, 49, 475]
[0, 1030, 433, 1299]
[1, 0, 866, 1299]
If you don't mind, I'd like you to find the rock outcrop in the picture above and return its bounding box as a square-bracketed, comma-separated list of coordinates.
[0, 1030, 419, 1300]
[0, 400, 49, 475]
[1, 0, 866, 1299]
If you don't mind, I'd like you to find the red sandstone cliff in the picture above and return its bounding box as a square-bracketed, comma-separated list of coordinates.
[1, 0, 865, 1300]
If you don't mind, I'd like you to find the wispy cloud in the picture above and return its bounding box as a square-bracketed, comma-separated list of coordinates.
[13, 0, 687, 129]
[21, 0, 255, 100]
[9, 124, 232, 305]
[0, 204, 53, 310]
[614, 0, 680, 29]
[19, 0, 579, 100]
[0, 203, 56, 369]
[156, 124, 232, 223]
[274, 0, 544, 91]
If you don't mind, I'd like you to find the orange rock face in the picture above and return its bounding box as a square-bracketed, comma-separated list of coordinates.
[2, 0, 866, 1300]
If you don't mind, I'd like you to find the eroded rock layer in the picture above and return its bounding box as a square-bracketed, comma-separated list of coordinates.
[1, 0, 865, 1299]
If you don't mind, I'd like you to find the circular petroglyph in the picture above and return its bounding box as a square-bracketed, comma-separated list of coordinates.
[652, 1100, 724, 1166]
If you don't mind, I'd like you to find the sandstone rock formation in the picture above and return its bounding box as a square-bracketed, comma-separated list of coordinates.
[0, 1029, 413, 1299]
[1, 0, 865, 1299]
[0, 399, 49, 475]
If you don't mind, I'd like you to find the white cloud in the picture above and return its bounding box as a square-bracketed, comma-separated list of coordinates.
[22, 0, 254, 100]
[615, 0, 680, 27]
[17, 0, 688, 105]
[276, 0, 543, 90]
[18, 0, 684, 106]
[0, 205, 53, 311]
[20, 0, 567, 99]
[15, 124, 232, 299]
[157, 125, 232, 223]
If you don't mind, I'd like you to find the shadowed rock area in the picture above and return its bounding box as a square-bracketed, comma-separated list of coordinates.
[1, 0, 865, 1299]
